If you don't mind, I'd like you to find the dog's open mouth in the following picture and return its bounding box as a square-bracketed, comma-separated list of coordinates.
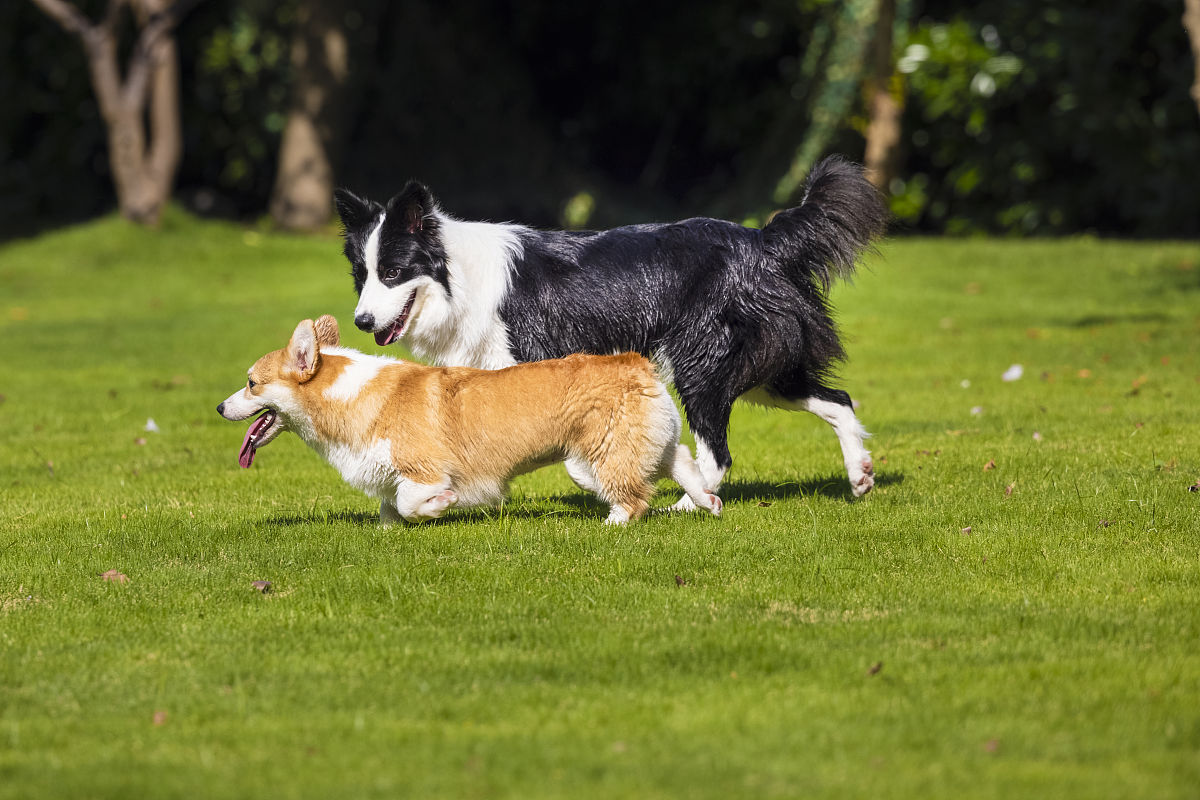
[238, 410, 277, 469]
[374, 291, 417, 346]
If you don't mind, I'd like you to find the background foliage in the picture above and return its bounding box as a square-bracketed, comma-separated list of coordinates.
[3, 0, 1199, 236]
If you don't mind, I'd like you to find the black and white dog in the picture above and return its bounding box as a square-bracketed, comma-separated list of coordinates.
[333, 157, 887, 503]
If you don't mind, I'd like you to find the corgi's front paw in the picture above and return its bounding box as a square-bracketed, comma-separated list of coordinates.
[423, 489, 458, 516]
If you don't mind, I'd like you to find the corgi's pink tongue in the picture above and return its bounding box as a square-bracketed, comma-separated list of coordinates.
[238, 411, 275, 469]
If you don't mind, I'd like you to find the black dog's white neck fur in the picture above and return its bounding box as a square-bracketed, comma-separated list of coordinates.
[336, 158, 888, 499]
[393, 212, 523, 369]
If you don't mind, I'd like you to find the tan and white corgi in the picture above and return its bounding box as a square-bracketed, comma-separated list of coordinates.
[217, 316, 722, 524]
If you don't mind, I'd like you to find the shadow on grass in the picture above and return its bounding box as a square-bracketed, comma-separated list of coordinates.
[262, 502, 603, 527]
[719, 471, 905, 503]
[262, 509, 381, 527]
[1060, 312, 1172, 328]
[260, 472, 906, 528]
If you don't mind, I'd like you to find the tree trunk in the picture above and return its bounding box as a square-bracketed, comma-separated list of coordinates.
[30, 0, 189, 226]
[140, 0, 184, 217]
[269, 0, 350, 231]
[863, 0, 902, 192]
[1185, 0, 1200, 117]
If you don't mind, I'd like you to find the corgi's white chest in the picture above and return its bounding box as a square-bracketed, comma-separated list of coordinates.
[313, 438, 396, 499]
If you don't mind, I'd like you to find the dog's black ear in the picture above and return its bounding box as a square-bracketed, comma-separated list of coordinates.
[333, 188, 380, 232]
[386, 181, 437, 235]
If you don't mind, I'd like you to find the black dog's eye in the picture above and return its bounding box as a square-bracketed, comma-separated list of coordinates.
[383, 267, 400, 282]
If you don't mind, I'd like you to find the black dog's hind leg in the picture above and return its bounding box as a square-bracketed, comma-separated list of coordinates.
[766, 374, 874, 497]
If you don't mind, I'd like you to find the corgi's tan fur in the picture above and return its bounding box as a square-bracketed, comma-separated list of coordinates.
[218, 316, 722, 524]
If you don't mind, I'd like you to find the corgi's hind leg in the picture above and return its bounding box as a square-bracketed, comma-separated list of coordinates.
[668, 445, 722, 516]
[591, 468, 653, 525]
[602, 492, 651, 525]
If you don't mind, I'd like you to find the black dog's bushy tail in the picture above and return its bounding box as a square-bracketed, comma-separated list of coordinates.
[761, 156, 888, 291]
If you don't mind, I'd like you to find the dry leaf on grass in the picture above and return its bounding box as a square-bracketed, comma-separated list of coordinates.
[101, 569, 128, 584]
[251, 580, 272, 593]
[983, 459, 996, 471]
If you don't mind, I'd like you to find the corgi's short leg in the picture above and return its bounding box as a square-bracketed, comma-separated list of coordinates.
[604, 505, 631, 525]
[668, 441, 727, 512]
[564, 457, 601, 493]
[395, 478, 457, 522]
[592, 471, 653, 525]
[668, 444, 722, 516]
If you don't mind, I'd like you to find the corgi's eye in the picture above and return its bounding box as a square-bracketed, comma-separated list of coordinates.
[247, 379, 257, 389]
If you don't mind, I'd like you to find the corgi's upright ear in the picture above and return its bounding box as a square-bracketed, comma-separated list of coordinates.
[313, 314, 340, 348]
[286, 319, 319, 383]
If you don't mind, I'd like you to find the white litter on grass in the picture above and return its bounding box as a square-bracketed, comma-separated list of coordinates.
[1032, 431, 1043, 442]
[1001, 364, 1024, 382]
[144, 418, 160, 433]
[971, 406, 984, 416]
[961, 379, 971, 389]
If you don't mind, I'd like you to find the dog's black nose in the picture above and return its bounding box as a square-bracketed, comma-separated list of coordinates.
[217, 402, 225, 416]
[354, 312, 375, 331]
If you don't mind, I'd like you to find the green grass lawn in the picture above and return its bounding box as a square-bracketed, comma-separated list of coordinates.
[1, 210, 1198, 799]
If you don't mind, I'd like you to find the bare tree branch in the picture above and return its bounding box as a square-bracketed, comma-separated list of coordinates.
[123, 0, 200, 108]
[28, 0, 94, 38]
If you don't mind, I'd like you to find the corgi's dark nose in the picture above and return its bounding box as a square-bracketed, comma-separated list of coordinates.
[216, 402, 225, 416]
[354, 312, 375, 331]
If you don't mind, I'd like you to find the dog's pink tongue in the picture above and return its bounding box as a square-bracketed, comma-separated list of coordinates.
[237, 411, 273, 469]
[375, 320, 402, 347]
[374, 299, 413, 346]
[238, 426, 257, 469]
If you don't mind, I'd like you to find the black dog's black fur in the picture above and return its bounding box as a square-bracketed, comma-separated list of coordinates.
[335, 157, 887, 485]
